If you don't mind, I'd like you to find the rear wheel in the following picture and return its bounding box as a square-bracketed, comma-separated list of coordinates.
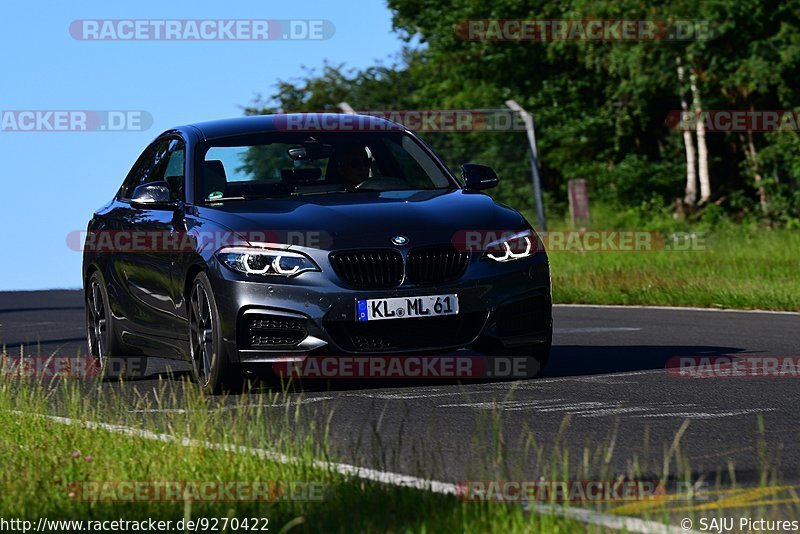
[188, 272, 241, 394]
[86, 271, 146, 380]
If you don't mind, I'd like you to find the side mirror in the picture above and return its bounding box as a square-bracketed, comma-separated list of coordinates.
[130, 181, 179, 210]
[461, 163, 499, 191]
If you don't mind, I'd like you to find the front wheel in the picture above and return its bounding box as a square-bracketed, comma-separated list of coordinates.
[493, 342, 550, 379]
[530, 341, 551, 377]
[188, 272, 241, 394]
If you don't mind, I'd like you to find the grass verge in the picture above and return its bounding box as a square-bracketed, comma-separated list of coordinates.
[0, 377, 590, 533]
[522, 206, 800, 311]
[0, 363, 794, 532]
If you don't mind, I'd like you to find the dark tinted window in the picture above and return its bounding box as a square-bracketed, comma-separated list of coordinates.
[118, 138, 185, 201]
[197, 132, 453, 202]
[156, 140, 185, 201]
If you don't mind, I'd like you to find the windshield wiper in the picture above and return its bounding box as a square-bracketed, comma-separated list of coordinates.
[205, 196, 247, 202]
[290, 190, 344, 196]
[204, 194, 286, 203]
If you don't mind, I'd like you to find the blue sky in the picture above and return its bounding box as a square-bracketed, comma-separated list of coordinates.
[0, 1, 406, 290]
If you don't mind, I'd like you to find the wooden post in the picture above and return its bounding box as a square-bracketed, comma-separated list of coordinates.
[568, 179, 591, 227]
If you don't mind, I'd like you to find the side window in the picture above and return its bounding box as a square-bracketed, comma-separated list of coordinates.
[155, 140, 186, 201]
[384, 136, 451, 188]
[118, 139, 185, 201]
[118, 140, 169, 200]
[379, 138, 423, 185]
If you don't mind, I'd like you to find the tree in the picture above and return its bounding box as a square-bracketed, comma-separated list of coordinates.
[676, 56, 698, 207]
[242, 0, 800, 223]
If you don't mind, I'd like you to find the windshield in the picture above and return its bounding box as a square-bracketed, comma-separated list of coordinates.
[198, 132, 455, 202]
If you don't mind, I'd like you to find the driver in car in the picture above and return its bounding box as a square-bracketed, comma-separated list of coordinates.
[335, 144, 372, 190]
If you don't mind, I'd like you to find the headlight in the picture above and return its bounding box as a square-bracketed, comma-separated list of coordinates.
[216, 246, 320, 277]
[483, 229, 538, 262]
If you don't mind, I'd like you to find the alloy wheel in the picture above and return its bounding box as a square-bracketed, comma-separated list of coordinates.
[189, 282, 214, 387]
[87, 278, 107, 367]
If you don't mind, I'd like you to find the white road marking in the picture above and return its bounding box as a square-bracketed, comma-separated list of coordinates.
[14, 411, 686, 534]
[129, 396, 334, 414]
[484, 369, 664, 390]
[439, 399, 566, 410]
[439, 397, 764, 420]
[572, 376, 637, 384]
[633, 409, 776, 419]
[350, 390, 499, 400]
[535, 402, 611, 413]
[569, 406, 656, 418]
[570, 404, 699, 418]
[555, 327, 642, 333]
[555, 303, 800, 316]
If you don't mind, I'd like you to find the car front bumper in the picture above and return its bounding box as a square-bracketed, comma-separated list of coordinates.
[207, 251, 552, 364]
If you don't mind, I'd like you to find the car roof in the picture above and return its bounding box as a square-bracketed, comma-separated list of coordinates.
[181, 113, 407, 141]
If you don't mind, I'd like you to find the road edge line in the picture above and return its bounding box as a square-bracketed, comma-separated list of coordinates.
[13, 410, 688, 534]
[555, 303, 800, 315]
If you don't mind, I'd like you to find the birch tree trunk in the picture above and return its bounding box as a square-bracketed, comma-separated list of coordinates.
[676, 57, 697, 207]
[690, 69, 711, 204]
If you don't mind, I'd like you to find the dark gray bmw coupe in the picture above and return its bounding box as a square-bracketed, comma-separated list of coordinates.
[83, 114, 552, 393]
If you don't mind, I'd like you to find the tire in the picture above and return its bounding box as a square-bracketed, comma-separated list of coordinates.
[531, 341, 551, 376]
[530, 321, 553, 377]
[86, 271, 147, 381]
[188, 272, 242, 394]
[526, 316, 554, 377]
[493, 326, 551, 379]
[496, 341, 550, 379]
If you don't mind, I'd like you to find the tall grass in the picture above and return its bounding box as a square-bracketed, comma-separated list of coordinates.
[0, 375, 585, 532]
[0, 368, 793, 531]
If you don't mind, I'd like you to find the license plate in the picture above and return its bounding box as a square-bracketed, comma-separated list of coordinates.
[356, 294, 459, 322]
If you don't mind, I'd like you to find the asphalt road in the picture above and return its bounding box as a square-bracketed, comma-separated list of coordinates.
[2, 289, 800, 517]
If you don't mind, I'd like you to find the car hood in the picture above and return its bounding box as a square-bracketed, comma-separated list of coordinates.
[196, 189, 529, 250]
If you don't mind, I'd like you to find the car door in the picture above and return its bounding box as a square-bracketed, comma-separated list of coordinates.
[114, 137, 187, 342]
